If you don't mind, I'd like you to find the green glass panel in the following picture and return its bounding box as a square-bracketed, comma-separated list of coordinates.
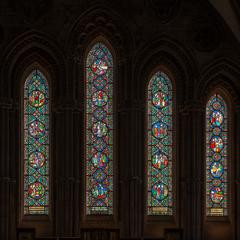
[85, 43, 113, 215]
[147, 71, 173, 216]
[24, 70, 49, 215]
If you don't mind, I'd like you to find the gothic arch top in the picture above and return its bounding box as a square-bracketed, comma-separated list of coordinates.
[134, 38, 192, 105]
[146, 69, 175, 216]
[0, 31, 65, 101]
[198, 58, 240, 105]
[66, 7, 133, 62]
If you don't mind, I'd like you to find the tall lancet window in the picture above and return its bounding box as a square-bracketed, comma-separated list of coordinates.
[206, 94, 228, 216]
[23, 70, 49, 215]
[85, 42, 114, 215]
[147, 71, 173, 216]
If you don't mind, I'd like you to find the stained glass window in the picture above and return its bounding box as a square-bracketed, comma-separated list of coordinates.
[24, 70, 49, 215]
[147, 71, 173, 215]
[206, 94, 228, 216]
[85, 42, 113, 215]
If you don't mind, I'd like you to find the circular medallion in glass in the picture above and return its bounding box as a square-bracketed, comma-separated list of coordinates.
[92, 91, 108, 107]
[29, 90, 45, 107]
[152, 92, 169, 108]
[210, 111, 223, 126]
[151, 183, 168, 201]
[28, 182, 45, 200]
[210, 186, 224, 203]
[210, 136, 223, 153]
[29, 152, 45, 168]
[210, 162, 224, 178]
[92, 183, 108, 199]
[152, 122, 167, 139]
[152, 153, 168, 170]
[29, 120, 45, 138]
[92, 153, 108, 168]
[92, 122, 108, 137]
[91, 59, 108, 75]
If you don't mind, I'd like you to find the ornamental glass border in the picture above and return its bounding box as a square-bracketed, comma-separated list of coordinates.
[85, 42, 114, 215]
[206, 94, 228, 216]
[23, 69, 49, 215]
[147, 71, 173, 216]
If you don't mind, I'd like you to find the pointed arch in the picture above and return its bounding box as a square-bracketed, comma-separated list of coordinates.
[147, 70, 174, 216]
[23, 69, 49, 215]
[206, 93, 228, 216]
[85, 40, 114, 215]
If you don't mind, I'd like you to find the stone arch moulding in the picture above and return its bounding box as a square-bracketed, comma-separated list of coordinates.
[145, 66, 177, 220]
[65, 7, 133, 120]
[82, 37, 118, 226]
[65, 6, 134, 64]
[12, 64, 54, 239]
[197, 58, 240, 103]
[197, 57, 240, 240]
[0, 30, 66, 103]
[19, 64, 52, 227]
[203, 85, 236, 240]
[135, 35, 198, 105]
[0, 31, 65, 237]
[136, 51, 186, 238]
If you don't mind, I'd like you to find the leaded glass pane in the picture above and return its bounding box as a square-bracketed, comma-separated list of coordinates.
[24, 70, 49, 215]
[147, 71, 173, 215]
[86, 43, 113, 215]
[206, 94, 228, 216]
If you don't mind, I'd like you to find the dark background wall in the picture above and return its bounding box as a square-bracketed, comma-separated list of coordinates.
[0, 0, 240, 240]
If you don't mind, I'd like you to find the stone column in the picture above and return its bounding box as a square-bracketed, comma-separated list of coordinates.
[0, 99, 17, 240]
[118, 102, 131, 238]
[128, 101, 144, 239]
[117, 58, 133, 239]
[180, 102, 203, 240]
[54, 103, 79, 237]
[235, 104, 240, 240]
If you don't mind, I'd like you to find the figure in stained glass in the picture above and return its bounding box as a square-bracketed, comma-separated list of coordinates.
[206, 94, 228, 216]
[86, 42, 113, 215]
[147, 71, 173, 215]
[24, 70, 49, 215]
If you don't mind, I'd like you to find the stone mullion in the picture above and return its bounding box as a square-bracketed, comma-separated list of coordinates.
[0, 103, 13, 240]
[9, 105, 18, 240]
[116, 58, 129, 238]
[73, 109, 82, 236]
[128, 54, 143, 238]
[117, 57, 133, 238]
[54, 108, 71, 235]
[191, 107, 204, 240]
[129, 107, 136, 238]
[118, 106, 130, 238]
[54, 107, 76, 236]
[0, 180, 8, 240]
[63, 108, 75, 236]
[180, 106, 194, 240]
[55, 109, 65, 236]
[9, 179, 17, 240]
[129, 103, 143, 239]
[67, 108, 74, 236]
[137, 106, 144, 238]
[180, 104, 204, 240]
[235, 105, 240, 240]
